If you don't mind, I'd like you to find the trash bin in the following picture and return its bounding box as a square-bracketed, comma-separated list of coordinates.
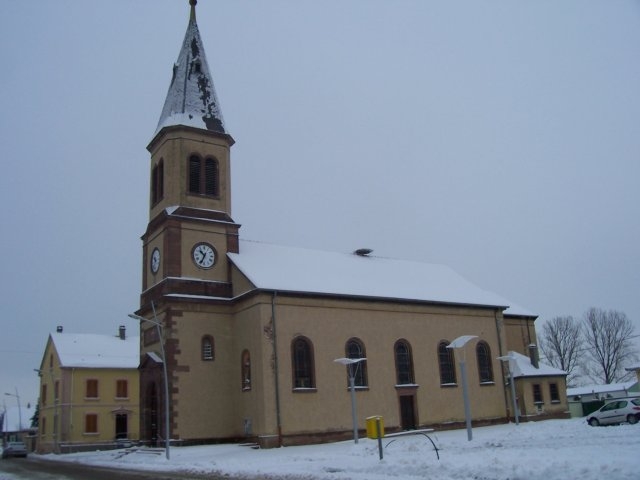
[366, 415, 384, 439]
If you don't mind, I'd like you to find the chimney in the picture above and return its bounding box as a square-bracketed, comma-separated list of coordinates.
[119, 325, 126, 340]
[528, 344, 539, 369]
[56, 326, 63, 333]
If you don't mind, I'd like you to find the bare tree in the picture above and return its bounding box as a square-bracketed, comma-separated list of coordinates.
[582, 308, 638, 384]
[539, 316, 583, 386]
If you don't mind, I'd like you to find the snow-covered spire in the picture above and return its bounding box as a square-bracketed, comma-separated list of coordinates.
[155, 0, 226, 136]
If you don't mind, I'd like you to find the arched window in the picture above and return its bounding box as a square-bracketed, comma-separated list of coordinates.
[291, 336, 315, 389]
[438, 341, 457, 385]
[188, 155, 219, 196]
[476, 341, 494, 383]
[345, 338, 368, 387]
[395, 339, 415, 385]
[241, 350, 251, 391]
[151, 159, 164, 205]
[202, 335, 214, 361]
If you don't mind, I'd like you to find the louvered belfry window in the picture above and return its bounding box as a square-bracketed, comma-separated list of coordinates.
[204, 158, 218, 196]
[189, 155, 219, 197]
[151, 159, 164, 205]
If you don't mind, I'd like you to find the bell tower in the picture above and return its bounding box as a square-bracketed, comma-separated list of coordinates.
[141, 0, 239, 301]
[136, 0, 241, 445]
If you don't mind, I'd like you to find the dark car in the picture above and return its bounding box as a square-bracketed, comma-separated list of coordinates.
[587, 398, 640, 426]
[1, 441, 28, 459]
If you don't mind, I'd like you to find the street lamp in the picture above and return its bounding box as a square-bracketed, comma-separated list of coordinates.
[4, 388, 22, 432]
[497, 354, 519, 425]
[447, 335, 478, 441]
[129, 303, 170, 460]
[333, 357, 367, 444]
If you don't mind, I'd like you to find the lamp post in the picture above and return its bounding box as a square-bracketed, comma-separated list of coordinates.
[447, 335, 478, 441]
[497, 354, 519, 425]
[129, 303, 170, 460]
[4, 388, 22, 432]
[333, 357, 366, 444]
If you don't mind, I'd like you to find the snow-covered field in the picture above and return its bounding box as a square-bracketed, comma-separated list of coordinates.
[42, 418, 638, 480]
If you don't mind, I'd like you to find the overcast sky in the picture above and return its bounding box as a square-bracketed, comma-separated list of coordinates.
[1, 0, 639, 406]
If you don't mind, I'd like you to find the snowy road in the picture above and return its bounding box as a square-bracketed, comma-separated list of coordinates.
[0, 456, 229, 480]
[30, 418, 640, 480]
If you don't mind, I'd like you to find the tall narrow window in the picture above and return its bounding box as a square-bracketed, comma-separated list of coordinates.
[189, 155, 201, 193]
[151, 160, 164, 205]
[476, 341, 494, 383]
[116, 380, 128, 399]
[438, 341, 457, 385]
[204, 158, 218, 196]
[292, 336, 315, 389]
[549, 383, 560, 402]
[158, 161, 164, 199]
[84, 414, 98, 434]
[188, 155, 219, 196]
[533, 384, 543, 404]
[202, 335, 214, 361]
[42, 384, 47, 406]
[395, 339, 415, 385]
[86, 379, 99, 399]
[41, 417, 46, 436]
[241, 350, 251, 391]
[54, 380, 59, 403]
[345, 338, 368, 387]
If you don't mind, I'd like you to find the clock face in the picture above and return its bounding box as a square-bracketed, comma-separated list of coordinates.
[192, 243, 216, 269]
[150, 248, 161, 273]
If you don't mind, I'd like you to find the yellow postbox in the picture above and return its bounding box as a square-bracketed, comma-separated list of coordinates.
[366, 415, 384, 439]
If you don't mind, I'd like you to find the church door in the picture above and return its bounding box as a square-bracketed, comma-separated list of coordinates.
[399, 395, 417, 430]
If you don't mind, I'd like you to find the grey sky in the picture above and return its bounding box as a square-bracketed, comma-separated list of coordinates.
[1, 0, 639, 406]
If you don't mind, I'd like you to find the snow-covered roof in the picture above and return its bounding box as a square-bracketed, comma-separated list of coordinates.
[2, 405, 35, 432]
[228, 240, 535, 316]
[50, 332, 139, 369]
[154, 3, 226, 136]
[625, 363, 640, 372]
[567, 381, 638, 397]
[507, 351, 567, 378]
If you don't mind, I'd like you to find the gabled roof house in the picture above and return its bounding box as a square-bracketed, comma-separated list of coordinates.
[36, 327, 140, 453]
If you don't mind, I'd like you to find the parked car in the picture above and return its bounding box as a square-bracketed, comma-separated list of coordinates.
[587, 398, 640, 426]
[1, 441, 28, 459]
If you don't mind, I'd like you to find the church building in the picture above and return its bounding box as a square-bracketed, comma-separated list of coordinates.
[134, 0, 568, 449]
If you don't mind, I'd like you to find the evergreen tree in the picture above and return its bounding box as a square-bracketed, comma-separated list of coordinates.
[30, 401, 39, 429]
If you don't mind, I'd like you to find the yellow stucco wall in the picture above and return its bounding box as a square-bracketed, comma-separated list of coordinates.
[37, 338, 140, 453]
[151, 291, 516, 442]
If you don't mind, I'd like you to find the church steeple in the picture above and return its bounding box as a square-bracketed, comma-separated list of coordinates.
[155, 0, 226, 136]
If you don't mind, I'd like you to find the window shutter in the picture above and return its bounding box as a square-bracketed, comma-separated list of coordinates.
[205, 158, 218, 196]
[189, 156, 201, 193]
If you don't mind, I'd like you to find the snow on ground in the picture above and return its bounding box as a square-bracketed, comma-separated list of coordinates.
[40, 418, 638, 480]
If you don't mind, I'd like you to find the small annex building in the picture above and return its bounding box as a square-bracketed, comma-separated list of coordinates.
[503, 350, 569, 419]
[133, 1, 569, 449]
[36, 327, 140, 453]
